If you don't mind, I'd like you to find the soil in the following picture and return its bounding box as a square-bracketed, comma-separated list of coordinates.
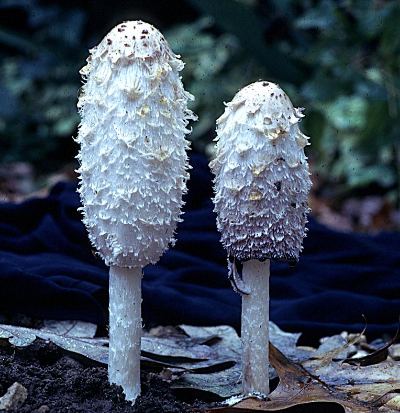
[0, 340, 205, 413]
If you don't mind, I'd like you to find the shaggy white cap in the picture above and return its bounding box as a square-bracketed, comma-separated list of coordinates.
[76, 21, 196, 268]
[210, 81, 311, 263]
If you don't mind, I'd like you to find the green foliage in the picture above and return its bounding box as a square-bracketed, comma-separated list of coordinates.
[166, 18, 267, 147]
[0, 0, 84, 169]
[186, 0, 304, 82]
[293, 0, 400, 195]
[182, 0, 400, 199]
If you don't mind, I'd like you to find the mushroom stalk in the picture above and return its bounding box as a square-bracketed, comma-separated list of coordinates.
[241, 259, 270, 395]
[108, 266, 142, 401]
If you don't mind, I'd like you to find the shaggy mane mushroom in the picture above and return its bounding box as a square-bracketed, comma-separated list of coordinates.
[75, 20, 196, 402]
[210, 81, 311, 396]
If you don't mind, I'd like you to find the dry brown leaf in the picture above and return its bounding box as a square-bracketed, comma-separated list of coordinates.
[342, 328, 399, 367]
[211, 343, 400, 412]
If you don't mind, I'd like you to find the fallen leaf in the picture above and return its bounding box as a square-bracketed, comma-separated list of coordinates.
[0, 323, 108, 364]
[213, 342, 400, 412]
[0, 323, 234, 373]
[172, 324, 309, 398]
[211, 344, 373, 412]
[142, 336, 216, 360]
[41, 320, 97, 338]
[313, 333, 353, 359]
[390, 344, 400, 360]
[175, 367, 241, 399]
[342, 328, 399, 367]
[311, 327, 367, 366]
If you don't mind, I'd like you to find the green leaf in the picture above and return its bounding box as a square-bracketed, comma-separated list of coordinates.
[359, 100, 395, 150]
[187, 0, 305, 83]
[324, 96, 367, 131]
[0, 28, 40, 54]
[295, 0, 336, 30]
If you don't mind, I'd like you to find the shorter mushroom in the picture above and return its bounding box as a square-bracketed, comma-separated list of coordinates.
[210, 81, 311, 396]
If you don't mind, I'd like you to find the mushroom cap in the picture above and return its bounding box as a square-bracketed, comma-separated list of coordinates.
[76, 21, 195, 268]
[210, 81, 311, 262]
[81, 21, 182, 69]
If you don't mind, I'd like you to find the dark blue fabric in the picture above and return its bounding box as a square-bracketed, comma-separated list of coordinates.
[0, 154, 399, 343]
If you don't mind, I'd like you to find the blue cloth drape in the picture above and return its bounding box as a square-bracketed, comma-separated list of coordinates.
[0, 154, 399, 343]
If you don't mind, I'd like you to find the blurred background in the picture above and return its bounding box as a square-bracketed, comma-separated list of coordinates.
[0, 0, 399, 232]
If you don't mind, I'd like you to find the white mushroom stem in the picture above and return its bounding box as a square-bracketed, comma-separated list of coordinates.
[108, 266, 142, 402]
[241, 259, 270, 395]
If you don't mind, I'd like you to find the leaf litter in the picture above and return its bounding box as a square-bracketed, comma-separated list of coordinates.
[0, 320, 399, 412]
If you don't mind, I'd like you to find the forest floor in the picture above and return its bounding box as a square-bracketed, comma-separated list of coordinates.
[0, 315, 353, 413]
[0, 340, 201, 413]
[0, 315, 204, 413]
[0, 339, 346, 413]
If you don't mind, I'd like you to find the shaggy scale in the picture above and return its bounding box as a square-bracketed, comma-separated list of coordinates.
[76, 20, 196, 269]
[210, 81, 311, 263]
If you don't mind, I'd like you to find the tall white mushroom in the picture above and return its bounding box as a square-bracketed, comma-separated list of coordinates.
[210, 81, 311, 396]
[75, 21, 195, 402]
